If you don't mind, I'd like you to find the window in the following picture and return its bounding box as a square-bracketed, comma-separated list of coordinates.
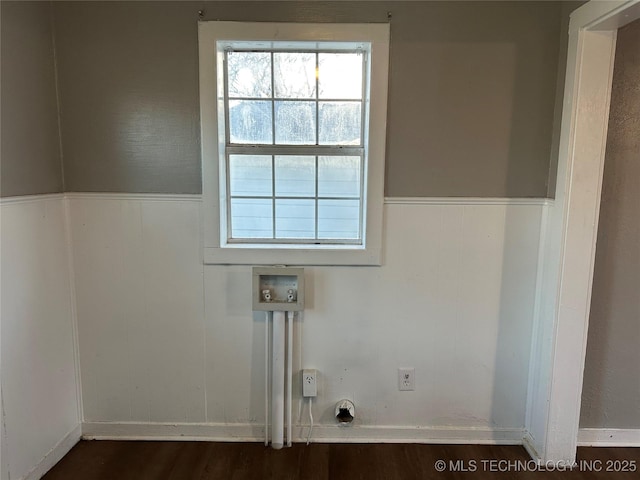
[198, 22, 389, 265]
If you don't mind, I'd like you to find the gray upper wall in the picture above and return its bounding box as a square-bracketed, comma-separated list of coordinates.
[50, 1, 569, 196]
[1, 1, 63, 197]
[52, 1, 201, 194]
[580, 19, 640, 429]
[383, 1, 564, 197]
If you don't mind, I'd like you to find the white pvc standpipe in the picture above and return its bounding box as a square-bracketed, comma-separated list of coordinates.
[265, 312, 270, 446]
[271, 311, 286, 449]
[286, 311, 293, 447]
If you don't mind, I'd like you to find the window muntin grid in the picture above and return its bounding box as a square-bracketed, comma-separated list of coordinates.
[227, 154, 363, 243]
[222, 47, 368, 244]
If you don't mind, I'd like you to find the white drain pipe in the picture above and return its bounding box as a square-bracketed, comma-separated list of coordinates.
[264, 311, 294, 449]
[271, 311, 286, 449]
[264, 312, 270, 446]
[286, 311, 293, 447]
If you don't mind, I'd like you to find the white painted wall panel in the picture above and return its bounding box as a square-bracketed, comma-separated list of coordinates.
[0, 196, 79, 480]
[70, 195, 542, 438]
[69, 197, 205, 423]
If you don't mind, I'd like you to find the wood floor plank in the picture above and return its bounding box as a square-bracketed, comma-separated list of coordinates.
[42, 441, 640, 480]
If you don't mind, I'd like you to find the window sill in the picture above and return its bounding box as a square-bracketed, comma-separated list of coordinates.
[203, 246, 381, 266]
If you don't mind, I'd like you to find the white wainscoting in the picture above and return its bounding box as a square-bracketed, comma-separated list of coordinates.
[0, 195, 81, 480]
[68, 193, 544, 442]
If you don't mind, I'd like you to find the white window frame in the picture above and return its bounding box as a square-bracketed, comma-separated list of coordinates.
[198, 22, 389, 265]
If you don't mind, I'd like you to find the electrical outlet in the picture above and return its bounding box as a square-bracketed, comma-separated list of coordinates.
[302, 369, 317, 397]
[398, 368, 415, 391]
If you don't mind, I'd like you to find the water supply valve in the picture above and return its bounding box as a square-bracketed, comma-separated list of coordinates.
[252, 267, 304, 311]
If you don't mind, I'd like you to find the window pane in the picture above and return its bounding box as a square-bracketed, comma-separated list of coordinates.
[318, 102, 361, 145]
[318, 199, 360, 240]
[230, 198, 273, 239]
[229, 100, 273, 144]
[275, 199, 315, 239]
[275, 101, 316, 144]
[318, 156, 360, 197]
[319, 53, 363, 100]
[274, 53, 316, 99]
[227, 52, 272, 98]
[275, 156, 315, 197]
[229, 155, 272, 197]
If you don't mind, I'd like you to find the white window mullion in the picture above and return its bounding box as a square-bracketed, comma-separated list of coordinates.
[271, 155, 276, 239]
[315, 52, 320, 146]
[270, 52, 276, 239]
[314, 155, 319, 240]
[314, 52, 320, 240]
[270, 51, 276, 146]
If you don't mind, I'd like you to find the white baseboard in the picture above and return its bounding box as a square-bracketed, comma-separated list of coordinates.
[82, 422, 524, 445]
[578, 428, 640, 447]
[24, 424, 81, 480]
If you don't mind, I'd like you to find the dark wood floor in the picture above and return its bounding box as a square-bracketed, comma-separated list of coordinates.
[43, 441, 639, 479]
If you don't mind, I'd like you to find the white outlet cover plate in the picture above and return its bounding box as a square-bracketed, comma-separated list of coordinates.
[302, 369, 317, 397]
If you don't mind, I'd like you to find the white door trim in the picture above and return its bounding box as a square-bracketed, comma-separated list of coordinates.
[526, 0, 640, 464]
